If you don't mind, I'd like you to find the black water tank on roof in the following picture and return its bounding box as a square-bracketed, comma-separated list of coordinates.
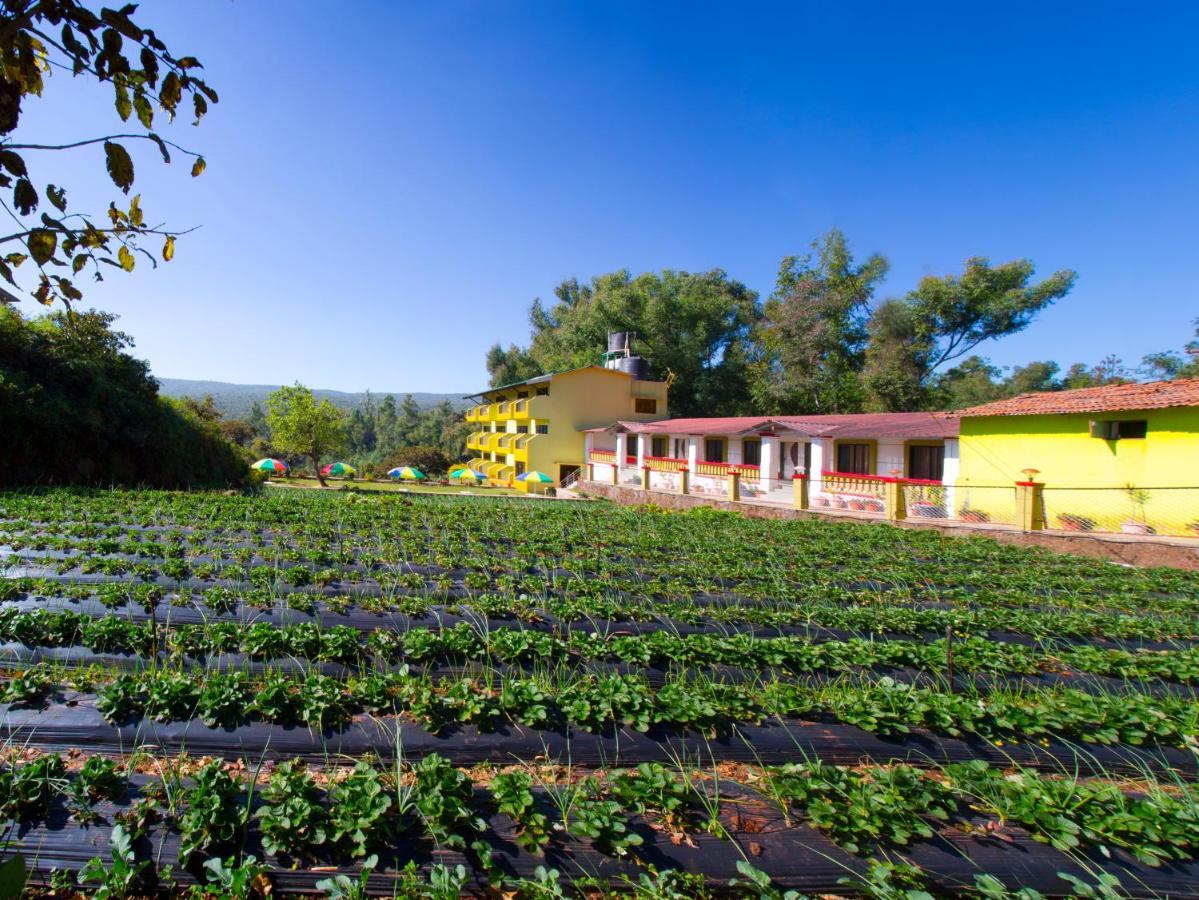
[616, 356, 651, 380]
[608, 332, 632, 353]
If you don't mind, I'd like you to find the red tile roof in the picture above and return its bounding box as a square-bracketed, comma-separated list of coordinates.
[959, 379, 1199, 417]
[585, 411, 958, 439]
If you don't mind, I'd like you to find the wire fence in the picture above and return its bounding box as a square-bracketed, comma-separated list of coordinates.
[949, 484, 1020, 527]
[1042, 486, 1199, 538]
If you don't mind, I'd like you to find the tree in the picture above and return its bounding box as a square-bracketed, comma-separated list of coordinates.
[750, 229, 888, 414]
[0, 2, 217, 310]
[0, 304, 243, 486]
[487, 269, 760, 417]
[1140, 318, 1199, 380]
[265, 384, 347, 487]
[380, 444, 451, 475]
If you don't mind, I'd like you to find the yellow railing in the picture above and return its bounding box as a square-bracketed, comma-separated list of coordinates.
[821, 471, 887, 497]
[645, 457, 687, 473]
[512, 398, 529, 419]
[589, 449, 616, 463]
[694, 462, 759, 480]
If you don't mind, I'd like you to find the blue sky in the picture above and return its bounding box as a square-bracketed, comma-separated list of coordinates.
[12, 1, 1199, 392]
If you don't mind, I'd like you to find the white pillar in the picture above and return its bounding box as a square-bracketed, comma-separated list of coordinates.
[942, 438, 960, 515]
[687, 437, 699, 472]
[615, 433, 627, 472]
[584, 432, 594, 461]
[809, 439, 832, 495]
[636, 432, 646, 469]
[761, 437, 778, 485]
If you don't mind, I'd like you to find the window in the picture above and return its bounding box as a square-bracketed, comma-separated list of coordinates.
[908, 444, 944, 481]
[634, 398, 657, 414]
[704, 439, 725, 463]
[652, 436, 669, 458]
[536, 387, 549, 397]
[742, 439, 761, 466]
[627, 435, 638, 457]
[674, 438, 687, 459]
[517, 391, 528, 399]
[515, 424, 528, 434]
[515, 461, 525, 476]
[835, 443, 870, 475]
[536, 424, 548, 435]
[1091, 419, 1148, 440]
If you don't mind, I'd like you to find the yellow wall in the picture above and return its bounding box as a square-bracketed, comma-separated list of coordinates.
[958, 407, 1199, 534]
[465, 367, 668, 487]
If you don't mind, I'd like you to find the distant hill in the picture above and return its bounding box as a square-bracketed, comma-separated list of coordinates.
[157, 378, 471, 418]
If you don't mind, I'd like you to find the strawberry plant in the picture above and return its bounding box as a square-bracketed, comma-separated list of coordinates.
[256, 759, 327, 860]
[327, 760, 393, 858]
[178, 761, 247, 864]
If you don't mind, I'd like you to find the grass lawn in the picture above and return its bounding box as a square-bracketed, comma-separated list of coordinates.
[270, 476, 524, 497]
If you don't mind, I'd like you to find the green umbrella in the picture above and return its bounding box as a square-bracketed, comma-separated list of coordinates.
[321, 462, 356, 477]
[252, 458, 289, 473]
[517, 470, 554, 484]
[452, 468, 485, 481]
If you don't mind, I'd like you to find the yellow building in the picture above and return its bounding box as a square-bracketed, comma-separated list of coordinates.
[463, 366, 668, 489]
[957, 379, 1199, 536]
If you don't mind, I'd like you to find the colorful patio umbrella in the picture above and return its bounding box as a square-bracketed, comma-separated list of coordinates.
[451, 468, 485, 481]
[252, 458, 288, 473]
[320, 462, 356, 477]
[517, 470, 554, 484]
[388, 466, 425, 480]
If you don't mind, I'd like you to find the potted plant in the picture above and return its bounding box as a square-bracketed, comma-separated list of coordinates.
[959, 505, 990, 523]
[1120, 484, 1156, 535]
[1057, 513, 1096, 532]
[911, 501, 947, 518]
[848, 498, 866, 511]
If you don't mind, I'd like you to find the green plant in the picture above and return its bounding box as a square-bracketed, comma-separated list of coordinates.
[178, 761, 247, 864]
[77, 825, 150, 900]
[257, 759, 327, 860]
[327, 761, 393, 858]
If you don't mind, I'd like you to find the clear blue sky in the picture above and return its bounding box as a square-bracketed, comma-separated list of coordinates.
[12, 1, 1199, 392]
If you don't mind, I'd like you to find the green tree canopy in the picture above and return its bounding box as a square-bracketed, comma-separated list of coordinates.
[0, 304, 243, 486]
[749, 229, 888, 414]
[265, 384, 347, 487]
[0, 1, 216, 309]
[486, 269, 760, 417]
[864, 257, 1077, 410]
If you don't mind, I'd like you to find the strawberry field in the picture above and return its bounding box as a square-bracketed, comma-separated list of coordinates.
[1, 487, 1198, 897]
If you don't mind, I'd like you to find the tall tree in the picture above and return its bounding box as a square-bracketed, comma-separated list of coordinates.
[1140, 318, 1199, 380]
[265, 384, 347, 487]
[750, 229, 888, 414]
[863, 257, 1076, 409]
[487, 269, 759, 417]
[0, 2, 216, 309]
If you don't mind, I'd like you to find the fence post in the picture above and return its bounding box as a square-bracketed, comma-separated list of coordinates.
[610, 463, 619, 486]
[679, 467, 689, 495]
[1015, 478, 1044, 531]
[641, 465, 651, 490]
[587, 463, 595, 483]
[884, 477, 906, 522]
[792, 473, 809, 510]
[727, 469, 741, 502]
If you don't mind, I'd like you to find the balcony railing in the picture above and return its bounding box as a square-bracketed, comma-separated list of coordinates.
[589, 449, 616, 463]
[644, 456, 687, 473]
[695, 461, 760, 481]
[821, 471, 889, 497]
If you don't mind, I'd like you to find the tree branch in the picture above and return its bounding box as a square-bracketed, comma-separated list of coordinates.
[4, 133, 201, 157]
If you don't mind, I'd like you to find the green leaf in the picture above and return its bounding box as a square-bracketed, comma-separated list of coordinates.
[159, 71, 182, 112]
[72, 254, 88, 274]
[140, 47, 159, 86]
[114, 81, 132, 121]
[104, 141, 135, 193]
[134, 93, 154, 128]
[0, 150, 26, 177]
[163, 235, 175, 261]
[13, 178, 37, 215]
[0, 854, 28, 900]
[118, 245, 135, 272]
[191, 156, 206, 178]
[27, 229, 57, 265]
[129, 194, 143, 227]
[177, 56, 203, 69]
[193, 92, 208, 124]
[47, 184, 67, 212]
[148, 132, 171, 164]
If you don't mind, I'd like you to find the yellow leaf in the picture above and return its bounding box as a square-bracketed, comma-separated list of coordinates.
[163, 235, 175, 262]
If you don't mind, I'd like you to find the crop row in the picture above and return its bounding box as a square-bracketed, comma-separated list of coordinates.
[7, 575, 1199, 647]
[4, 610, 1198, 684]
[5, 666, 1197, 750]
[4, 750, 1198, 896]
[4, 489, 1197, 613]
